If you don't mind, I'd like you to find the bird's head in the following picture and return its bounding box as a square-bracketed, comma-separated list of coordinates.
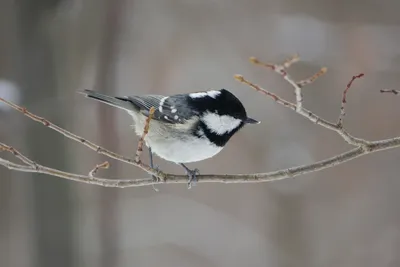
[189, 88, 260, 146]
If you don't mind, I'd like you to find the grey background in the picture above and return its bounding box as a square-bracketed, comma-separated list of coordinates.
[1, 0, 400, 266]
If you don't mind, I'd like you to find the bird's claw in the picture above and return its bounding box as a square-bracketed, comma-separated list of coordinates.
[151, 165, 160, 182]
[185, 168, 200, 189]
[150, 165, 161, 192]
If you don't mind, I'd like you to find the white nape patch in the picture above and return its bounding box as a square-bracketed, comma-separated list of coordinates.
[189, 90, 221, 99]
[202, 112, 242, 135]
[159, 96, 168, 112]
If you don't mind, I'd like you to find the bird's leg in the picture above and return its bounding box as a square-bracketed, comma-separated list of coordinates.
[148, 146, 160, 192]
[149, 146, 159, 181]
[180, 163, 200, 189]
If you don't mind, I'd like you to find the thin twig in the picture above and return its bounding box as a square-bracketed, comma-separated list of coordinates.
[135, 107, 155, 163]
[380, 89, 400, 95]
[89, 161, 110, 177]
[234, 75, 296, 110]
[282, 54, 300, 69]
[297, 67, 328, 87]
[337, 73, 364, 128]
[0, 157, 33, 171]
[250, 55, 303, 111]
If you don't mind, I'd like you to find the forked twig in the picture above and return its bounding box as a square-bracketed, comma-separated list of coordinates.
[250, 55, 305, 111]
[243, 55, 369, 147]
[0, 142, 38, 169]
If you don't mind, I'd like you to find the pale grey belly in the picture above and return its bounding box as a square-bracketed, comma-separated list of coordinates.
[145, 135, 223, 163]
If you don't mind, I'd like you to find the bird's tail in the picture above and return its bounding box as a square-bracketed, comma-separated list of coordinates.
[79, 89, 134, 111]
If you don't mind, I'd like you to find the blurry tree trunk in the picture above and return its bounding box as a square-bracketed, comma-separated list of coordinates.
[15, 1, 74, 267]
[0, 0, 13, 259]
[0, 148, 12, 266]
[94, 0, 126, 266]
[0, 1, 35, 267]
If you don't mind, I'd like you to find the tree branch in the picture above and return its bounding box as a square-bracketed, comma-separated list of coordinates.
[0, 96, 166, 180]
[1, 54, 400, 188]
[1, 139, 399, 187]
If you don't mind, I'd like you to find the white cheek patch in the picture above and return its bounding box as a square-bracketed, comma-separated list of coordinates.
[202, 112, 242, 135]
[189, 90, 221, 99]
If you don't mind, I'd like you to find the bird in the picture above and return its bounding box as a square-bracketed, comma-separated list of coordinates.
[80, 88, 260, 187]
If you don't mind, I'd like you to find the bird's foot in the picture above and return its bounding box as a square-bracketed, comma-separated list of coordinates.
[186, 168, 200, 189]
[151, 165, 160, 182]
[180, 163, 200, 189]
[150, 165, 161, 192]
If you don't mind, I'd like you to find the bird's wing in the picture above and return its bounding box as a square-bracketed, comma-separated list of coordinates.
[119, 94, 198, 124]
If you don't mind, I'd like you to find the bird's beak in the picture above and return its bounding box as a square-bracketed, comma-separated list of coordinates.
[245, 117, 260, 124]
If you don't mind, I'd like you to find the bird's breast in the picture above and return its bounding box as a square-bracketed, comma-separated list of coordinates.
[146, 135, 223, 163]
[129, 111, 223, 163]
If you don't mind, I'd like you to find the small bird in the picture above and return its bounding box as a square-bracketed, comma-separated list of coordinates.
[80, 88, 260, 187]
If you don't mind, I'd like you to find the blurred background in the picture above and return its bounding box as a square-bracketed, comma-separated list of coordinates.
[1, 0, 400, 266]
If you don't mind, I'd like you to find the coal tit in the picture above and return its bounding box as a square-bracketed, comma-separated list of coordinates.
[81, 89, 260, 186]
